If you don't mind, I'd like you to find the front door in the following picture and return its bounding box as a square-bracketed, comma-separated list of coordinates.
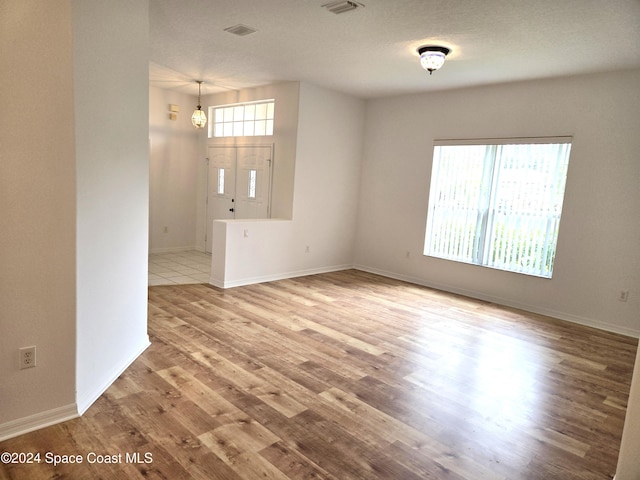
[205, 145, 273, 253]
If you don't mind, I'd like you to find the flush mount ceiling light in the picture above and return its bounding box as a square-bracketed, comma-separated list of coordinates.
[417, 45, 451, 75]
[191, 80, 206, 129]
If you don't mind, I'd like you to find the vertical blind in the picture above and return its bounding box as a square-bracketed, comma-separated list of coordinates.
[424, 138, 572, 278]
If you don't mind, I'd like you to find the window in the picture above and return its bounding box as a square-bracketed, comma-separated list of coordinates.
[217, 168, 225, 195]
[248, 169, 257, 199]
[424, 138, 572, 278]
[209, 100, 275, 138]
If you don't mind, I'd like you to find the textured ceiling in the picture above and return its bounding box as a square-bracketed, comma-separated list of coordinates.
[149, 0, 640, 99]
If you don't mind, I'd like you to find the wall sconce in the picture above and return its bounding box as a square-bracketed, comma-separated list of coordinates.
[168, 104, 179, 121]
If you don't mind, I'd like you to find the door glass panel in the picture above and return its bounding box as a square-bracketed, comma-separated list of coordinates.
[217, 168, 225, 194]
[248, 169, 257, 198]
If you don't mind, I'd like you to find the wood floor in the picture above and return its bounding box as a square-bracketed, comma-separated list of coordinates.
[1, 270, 637, 480]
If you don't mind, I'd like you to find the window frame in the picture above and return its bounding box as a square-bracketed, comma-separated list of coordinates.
[208, 99, 275, 139]
[423, 136, 572, 278]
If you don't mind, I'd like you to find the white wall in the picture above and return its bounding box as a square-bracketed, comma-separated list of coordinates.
[0, 0, 78, 435]
[73, 0, 150, 413]
[211, 220, 297, 287]
[355, 69, 640, 336]
[616, 349, 640, 479]
[0, 0, 150, 440]
[211, 82, 365, 287]
[292, 82, 365, 265]
[149, 86, 202, 252]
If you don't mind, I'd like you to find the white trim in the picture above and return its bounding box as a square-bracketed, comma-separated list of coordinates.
[149, 246, 197, 254]
[209, 98, 275, 109]
[209, 100, 275, 138]
[434, 136, 573, 146]
[353, 264, 640, 339]
[76, 338, 150, 415]
[1, 339, 151, 441]
[209, 264, 352, 289]
[0, 403, 78, 442]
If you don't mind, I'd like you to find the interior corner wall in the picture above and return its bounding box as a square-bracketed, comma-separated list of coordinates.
[73, 0, 150, 413]
[355, 68, 640, 337]
[0, 0, 78, 435]
[149, 86, 201, 253]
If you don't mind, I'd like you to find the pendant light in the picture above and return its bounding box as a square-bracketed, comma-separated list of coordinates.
[191, 80, 207, 129]
[417, 46, 450, 75]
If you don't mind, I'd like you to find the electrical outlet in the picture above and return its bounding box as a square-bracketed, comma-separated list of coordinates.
[19, 346, 36, 369]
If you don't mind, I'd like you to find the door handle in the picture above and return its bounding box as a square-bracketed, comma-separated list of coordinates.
[229, 208, 234, 212]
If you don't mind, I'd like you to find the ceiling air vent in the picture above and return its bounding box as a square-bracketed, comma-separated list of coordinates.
[224, 24, 257, 36]
[322, 1, 365, 14]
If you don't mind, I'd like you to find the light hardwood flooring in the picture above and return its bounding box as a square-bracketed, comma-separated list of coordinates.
[1, 270, 637, 479]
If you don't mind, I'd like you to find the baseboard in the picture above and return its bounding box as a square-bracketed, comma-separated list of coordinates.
[1, 339, 151, 442]
[76, 338, 151, 415]
[354, 264, 640, 339]
[210, 264, 353, 289]
[0, 403, 79, 442]
[149, 246, 197, 254]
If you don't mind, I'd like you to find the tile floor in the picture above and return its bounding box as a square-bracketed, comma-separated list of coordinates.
[148, 250, 211, 286]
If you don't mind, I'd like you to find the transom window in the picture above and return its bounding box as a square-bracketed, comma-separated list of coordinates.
[209, 100, 275, 138]
[424, 137, 572, 278]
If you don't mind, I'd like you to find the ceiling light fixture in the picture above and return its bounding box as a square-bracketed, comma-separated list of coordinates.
[191, 80, 206, 129]
[417, 45, 450, 75]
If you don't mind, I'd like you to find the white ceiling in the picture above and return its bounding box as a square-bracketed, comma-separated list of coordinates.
[149, 0, 640, 99]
